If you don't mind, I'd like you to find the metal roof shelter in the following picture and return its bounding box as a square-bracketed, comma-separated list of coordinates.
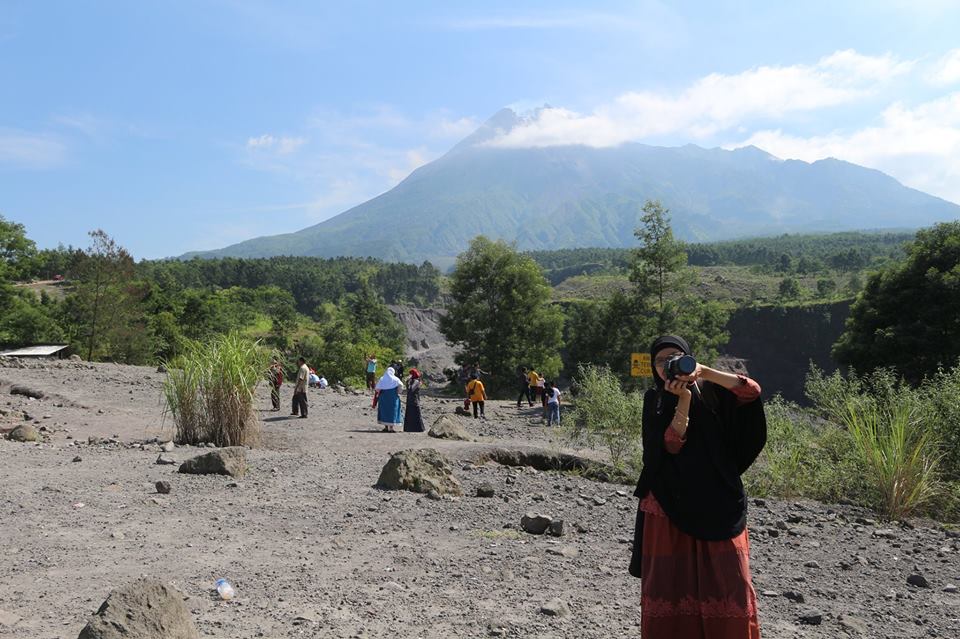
[0, 345, 70, 359]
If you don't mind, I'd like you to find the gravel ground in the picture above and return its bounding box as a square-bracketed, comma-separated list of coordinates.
[1, 359, 959, 638]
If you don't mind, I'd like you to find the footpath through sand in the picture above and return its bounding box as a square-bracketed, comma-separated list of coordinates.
[1, 360, 959, 638]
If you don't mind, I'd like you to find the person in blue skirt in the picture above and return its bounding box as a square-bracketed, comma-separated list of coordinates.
[375, 366, 404, 432]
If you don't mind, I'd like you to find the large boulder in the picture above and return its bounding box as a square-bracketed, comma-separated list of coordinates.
[178, 447, 247, 478]
[77, 577, 199, 639]
[427, 415, 476, 442]
[9, 385, 44, 399]
[7, 424, 38, 442]
[376, 448, 463, 497]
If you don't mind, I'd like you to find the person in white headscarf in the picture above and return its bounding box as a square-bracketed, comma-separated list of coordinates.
[374, 366, 404, 432]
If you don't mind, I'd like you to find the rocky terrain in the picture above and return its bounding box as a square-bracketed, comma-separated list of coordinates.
[1, 358, 959, 638]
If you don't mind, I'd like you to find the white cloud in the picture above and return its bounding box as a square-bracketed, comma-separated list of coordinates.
[731, 93, 960, 204]
[928, 49, 960, 86]
[0, 128, 67, 168]
[246, 133, 306, 154]
[486, 50, 912, 147]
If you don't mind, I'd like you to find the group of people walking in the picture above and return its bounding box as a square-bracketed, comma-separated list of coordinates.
[516, 366, 562, 426]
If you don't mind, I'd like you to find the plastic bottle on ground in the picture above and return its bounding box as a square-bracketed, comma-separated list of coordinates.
[215, 578, 235, 600]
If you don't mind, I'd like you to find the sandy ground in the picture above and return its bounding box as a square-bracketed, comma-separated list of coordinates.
[1, 359, 959, 639]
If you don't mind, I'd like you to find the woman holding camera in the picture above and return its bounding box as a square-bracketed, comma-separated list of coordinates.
[631, 335, 766, 638]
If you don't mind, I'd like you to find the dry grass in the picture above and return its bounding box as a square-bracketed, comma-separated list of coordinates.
[162, 334, 271, 447]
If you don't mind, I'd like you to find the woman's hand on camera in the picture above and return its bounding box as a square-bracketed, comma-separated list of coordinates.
[664, 378, 692, 399]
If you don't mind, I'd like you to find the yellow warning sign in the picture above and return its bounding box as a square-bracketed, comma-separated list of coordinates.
[631, 353, 652, 377]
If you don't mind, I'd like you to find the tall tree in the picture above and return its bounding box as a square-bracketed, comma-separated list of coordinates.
[834, 221, 960, 382]
[569, 200, 728, 379]
[69, 230, 151, 362]
[440, 236, 563, 390]
[631, 200, 689, 312]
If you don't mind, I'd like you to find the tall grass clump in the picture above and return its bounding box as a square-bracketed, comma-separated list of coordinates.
[805, 365, 944, 520]
[163, 333, 271, 447]
[838, 397, 941, 520]
[565, 363, 645, 475]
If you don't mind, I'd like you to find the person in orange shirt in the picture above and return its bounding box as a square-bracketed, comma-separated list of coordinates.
[465, 373, 487, 419]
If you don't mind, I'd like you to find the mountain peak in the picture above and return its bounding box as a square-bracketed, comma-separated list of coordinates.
[448, 107, 520, 152]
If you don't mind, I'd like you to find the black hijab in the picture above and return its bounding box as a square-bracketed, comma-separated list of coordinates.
[629, 335, 766, 577]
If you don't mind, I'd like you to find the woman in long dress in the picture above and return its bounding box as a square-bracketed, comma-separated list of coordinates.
[631, 335, 767, 638]
[375, 367, 404, 433]
[403, 368, 425, 432]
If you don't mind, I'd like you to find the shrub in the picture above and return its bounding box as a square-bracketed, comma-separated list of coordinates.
[744, 397, 868, 504]
[163, 333, 271, 447]
[919, 363, 960, 482]
[565, 363, 645, 474]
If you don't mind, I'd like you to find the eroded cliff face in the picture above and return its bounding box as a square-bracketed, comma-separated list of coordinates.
[387, 305, 455, 382]
[391, 301, 851, 402]
[724, 301, 851, 403]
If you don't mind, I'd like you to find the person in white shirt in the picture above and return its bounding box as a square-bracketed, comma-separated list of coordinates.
[545, 381, 561, 427]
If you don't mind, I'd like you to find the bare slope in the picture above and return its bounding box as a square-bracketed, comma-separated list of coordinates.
[1, 360, 958, 638]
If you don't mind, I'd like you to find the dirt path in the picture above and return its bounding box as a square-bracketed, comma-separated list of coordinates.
[1, 360, 958, 638]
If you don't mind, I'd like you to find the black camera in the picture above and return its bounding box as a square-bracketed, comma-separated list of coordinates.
[664, 354, 697, 380]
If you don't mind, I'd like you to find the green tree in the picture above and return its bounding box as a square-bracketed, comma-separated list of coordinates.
[563, 201, 728, 380]
[630, 200, 688, 311]
[68, 230, 153, 362]
[834, 221, 960, 382]
[778, 277, 802, 300]
[816, 278, 837, 298]
[440, 236, 563, 390]
[0, 215, 38, 284]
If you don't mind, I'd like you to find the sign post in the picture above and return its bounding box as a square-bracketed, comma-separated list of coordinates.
[631, 353, 652, 377]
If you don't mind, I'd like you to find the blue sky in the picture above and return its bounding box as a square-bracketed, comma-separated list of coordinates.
[3, 1, 960, 259]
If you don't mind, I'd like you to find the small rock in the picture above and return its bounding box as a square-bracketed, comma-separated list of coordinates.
[873, 528, 897, 539]
[160, 441, 175, 452]
[907, 573, 930, 588]
[521, 513, 553, 535]
[72, 456, 82, 463]
[179, 447, 247, 478]
[548, 520, 566, 537]
[155, 481, 171, 494]
[7, 424, 39, 442]
[803, 560, 821, 569]
[591, 496, 607, 506]
[798, 610, 823, 625]
[476, 483, 496, 498]
[783, 591, 805, 603]
[761, 590, 779, 597]
[9, 384, 44, 399]
[156, 455, 176, 465]
[943, 584, 958, 593]
[539, 599, 569, 617]
[837, 614, 869, 635]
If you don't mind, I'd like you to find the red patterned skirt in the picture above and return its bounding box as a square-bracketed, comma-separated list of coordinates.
[640, 494, 760, 638]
